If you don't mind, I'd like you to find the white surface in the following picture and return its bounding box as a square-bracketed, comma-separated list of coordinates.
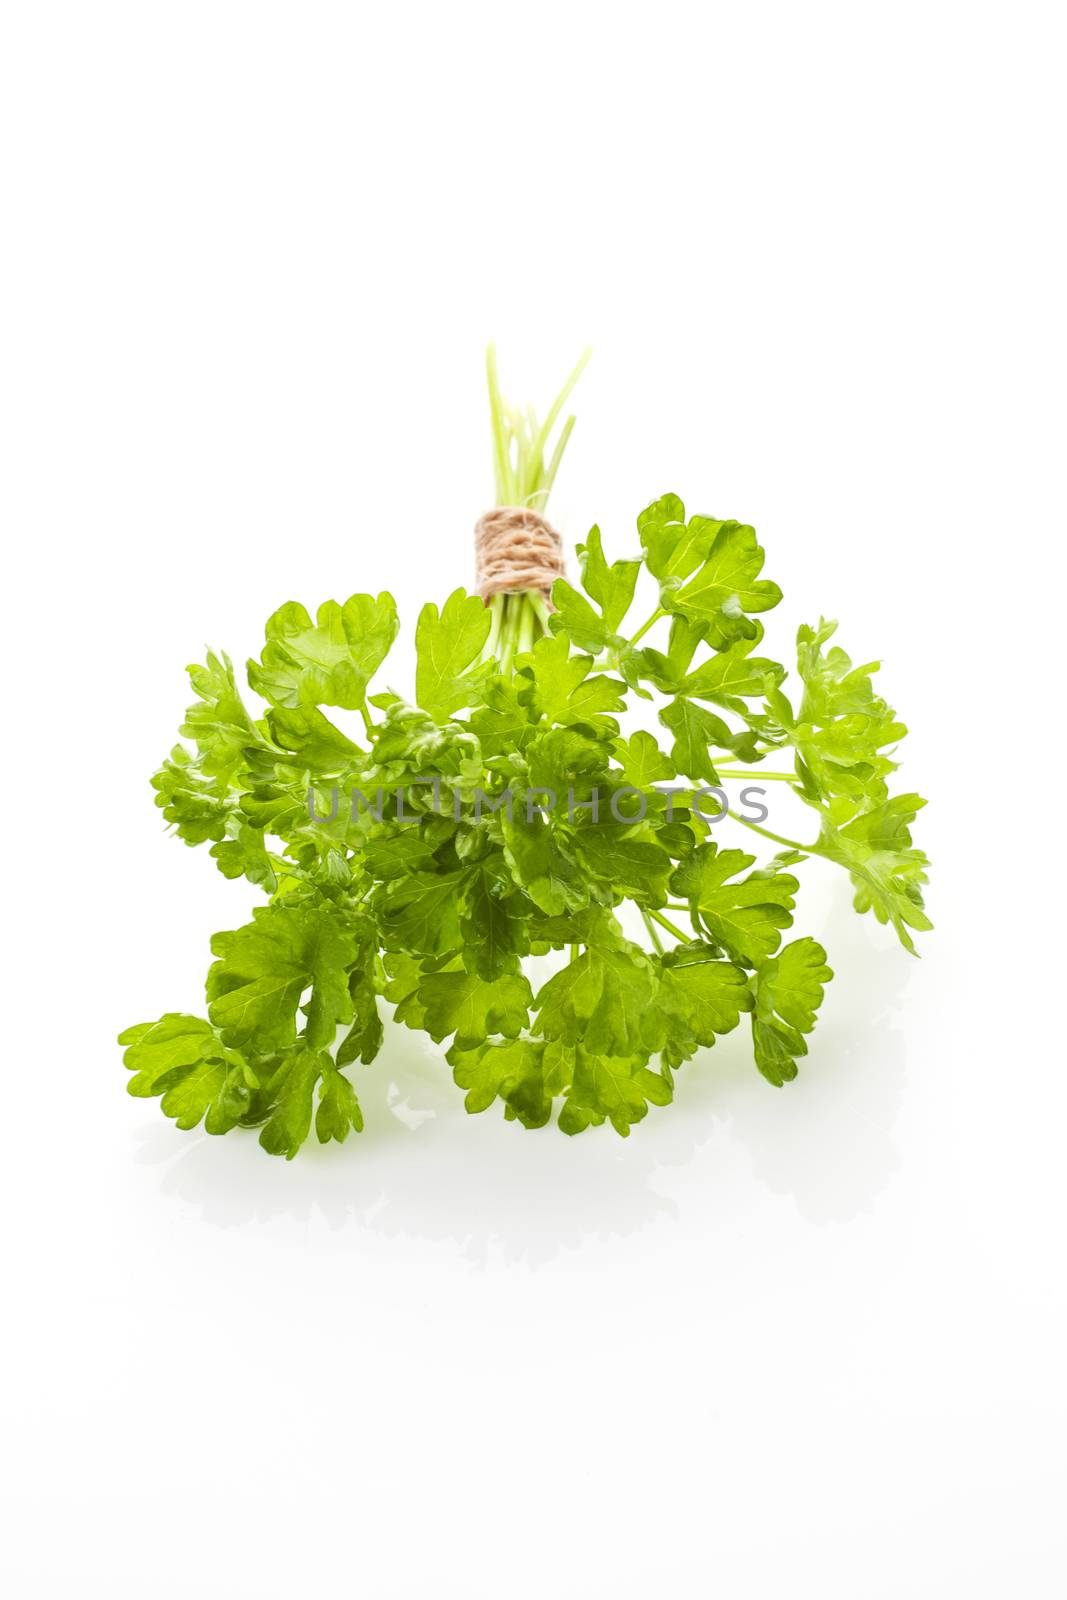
[2, 4, 1064, 1596]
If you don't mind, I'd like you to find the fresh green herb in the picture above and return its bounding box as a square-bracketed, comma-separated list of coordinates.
[121, 358, 929, 1156]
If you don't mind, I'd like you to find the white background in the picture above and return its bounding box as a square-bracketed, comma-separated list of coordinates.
[2, 4, 1064, 1595]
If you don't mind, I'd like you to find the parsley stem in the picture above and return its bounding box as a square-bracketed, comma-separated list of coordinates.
[482, 593, 506, 662]
[729, 812, 816, 855]
[516, 594, 536, 657]
[714, 768, 797, 782]
[528, 591, 553, 631]
[629, 607, 667, 645]
[644, 906, 689, 941]
[358, 701, 375, 741]
[640, 909, 665, 956]
[535, 348, 591, 469]
[486, 344, 586, 516]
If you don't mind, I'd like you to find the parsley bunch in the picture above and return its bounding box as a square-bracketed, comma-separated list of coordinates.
[121, 357, 930, 1157]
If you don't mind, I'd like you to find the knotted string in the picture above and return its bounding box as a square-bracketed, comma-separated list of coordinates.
[474, 506, 565, 606]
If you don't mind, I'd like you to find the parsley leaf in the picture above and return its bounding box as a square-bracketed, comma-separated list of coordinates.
[207, 901, 360, 1052]
[671, 843, 798, 966]
[248, 593, 398, 711]
[415, 588, 493, 719]
[416, 969, 532, 1047]
[751, 938, 833, 1085]
[576, 525, 641, 632]
[558, 1047, 673, 1137]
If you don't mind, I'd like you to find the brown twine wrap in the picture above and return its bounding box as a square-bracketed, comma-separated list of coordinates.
[474, 506, 565, 606]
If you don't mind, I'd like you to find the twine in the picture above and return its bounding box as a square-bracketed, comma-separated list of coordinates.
[474, 506, 565, 606]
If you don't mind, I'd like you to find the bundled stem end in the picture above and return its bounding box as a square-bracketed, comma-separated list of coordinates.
[479, 345, 590, 672]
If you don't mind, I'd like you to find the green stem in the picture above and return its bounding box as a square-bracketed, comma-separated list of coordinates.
[540, 414, 577, 505]
[644, 906, 690, 942]
[358, 702, 375, 741]
[491, 593, 507, 654]
[714, 768, 798, 782]
[480, 593, 505, 663]
[486, 344, 515, 504]
[640, 908, 665, 956]
[498, 596, 516, 676]
[730, 812, 820, 856]
[516, 595, 536, 657]
[629, 607, 667, 646]
[533, 349, 591, 474]
[486, 344, 587, 510]
[528, 591, 553, 631]
[487, 591, 549, 676]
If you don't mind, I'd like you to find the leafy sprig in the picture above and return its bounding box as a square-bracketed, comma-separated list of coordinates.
[122, 373, 929, 1156]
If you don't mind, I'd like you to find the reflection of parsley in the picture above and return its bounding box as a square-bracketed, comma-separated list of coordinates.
[121, 359, 928, 1156]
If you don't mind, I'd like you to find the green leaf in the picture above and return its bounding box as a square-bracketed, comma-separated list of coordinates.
[638, 495, 718, 581]
[381, 952, 429, 1031]
[159, 1057, 230, 1131]
[460, 866, 529, 980]
[120, 1014, 219, 1096]
[655, 951, 754, 1061]
[516, 633, 626, 728]
[680, 641, 787, 711]
[548, 523, 641, 654]
[612, 729, 676, 788]
[336, 962, 385, 1066]
[202, 1065, 256, 1135]
[557, 1046, 672, 1137]
[662, 521, 782, 622]
[817, 795, 932, 954]
[658, 697, 728, 783]
[266, 705, 364, 772]
[258, 1050, 326, 1158]
[524, 723, 613, 794]
[209, 816, 278, 893]
[797, 617, 893, 721]
[150, 651, 272, 858]
[548, 580, 619, 655]
[666, 615, 712, 674]
[372, 700, 482, 780]
[248, 593, 399, 710]
[416, 969, 532, 1047]
[671, 843, 797, 966]
[415, 588, 492, 719]
[773, 618, 907, 804]
[448, 1037, 564, 1128]
[206, 901, 359, 1051]
[377, 870, 466, 957]
[180, 650, 265, 780]
[751, 937, 833, 1085]
[119, 1014, 255, 1133]
[535, 932, 656, 1058]
[315, 1067, 364, 1144]
[361, 829, 437, 881]
[500, 812, 585, 917]
[569, 819, 674, 903]
[151, 746, 232, 845]
[469, 674, 540, 758]
[576, 525, 641, 632]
